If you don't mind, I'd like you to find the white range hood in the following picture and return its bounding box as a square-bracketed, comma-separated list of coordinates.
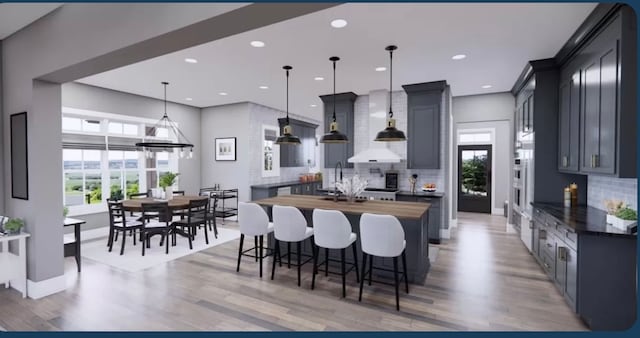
[348, 89, 402, 163]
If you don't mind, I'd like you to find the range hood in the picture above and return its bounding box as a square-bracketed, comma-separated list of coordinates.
[348, 89, 402, 163]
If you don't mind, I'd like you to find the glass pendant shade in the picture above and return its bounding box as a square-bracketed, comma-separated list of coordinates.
[275, 65, 301, 145]
[375, 45, 407, 142]
[320, 56, 349, 144]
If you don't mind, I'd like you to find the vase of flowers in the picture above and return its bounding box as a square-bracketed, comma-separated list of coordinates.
[336, 175, 368, 203]
[604, 199, 625, 225]
[159, 172, 179, 200]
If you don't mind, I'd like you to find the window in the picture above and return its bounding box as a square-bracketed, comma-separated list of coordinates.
[261, 125, 280, 177]
[62, 110, 178, 213]
[458, 132, 491, 144]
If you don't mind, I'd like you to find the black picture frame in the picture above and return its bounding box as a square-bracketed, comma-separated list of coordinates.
[215, 137, 237, 161]
[10, 112, 29, 200]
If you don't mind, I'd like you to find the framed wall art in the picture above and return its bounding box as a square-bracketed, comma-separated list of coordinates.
[10, 112, 29, 200]
[215, 137, 236, 161]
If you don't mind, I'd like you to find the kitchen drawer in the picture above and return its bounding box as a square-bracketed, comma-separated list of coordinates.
[561, 226, 578, 251]
[540, 234, 556, 262]
[540, 251, 555, 277]
[533, 207, 546, 223]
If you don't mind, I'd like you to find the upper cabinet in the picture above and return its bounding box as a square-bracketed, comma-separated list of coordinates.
[557, 5, 636, 177]
[402, 81, 447, 169]
[319, 92, 357, 169]
[277, 118, 318, 168]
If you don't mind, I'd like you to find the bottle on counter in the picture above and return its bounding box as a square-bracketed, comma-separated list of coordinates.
[564, 187, 571, 208]
[570, 182, 578, 207]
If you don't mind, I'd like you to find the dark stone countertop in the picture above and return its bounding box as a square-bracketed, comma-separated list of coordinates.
[397, 191, 445, 198]
[531, 202, 637, 237]
[251, 180, 321, 189]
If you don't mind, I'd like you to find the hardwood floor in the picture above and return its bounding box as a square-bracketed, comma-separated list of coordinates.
[0, 212, 588, 331]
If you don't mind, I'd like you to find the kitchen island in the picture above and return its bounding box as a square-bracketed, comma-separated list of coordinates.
[253, 195, 431, 284]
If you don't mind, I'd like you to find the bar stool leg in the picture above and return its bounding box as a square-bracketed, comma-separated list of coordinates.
[352, 242, 360, 283]
[402, 250, 409, 294]
[325, 248, 329, 276]
[288, 242, 291, 268]
[259, 235, 264, 278]
[341, 248, 346, 298]
[254, 237, 259, 262]
[368, 255, 373, 286]
[311, 244, 319, 290]
[359, 252, 367, 302]
[236, 234, 245, 272]
[297, 241, 302, 286]
[271, 239, 280, 280]
[393, 256, 400, 311]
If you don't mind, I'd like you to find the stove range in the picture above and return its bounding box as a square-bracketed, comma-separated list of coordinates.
[361, 187, 398, 201]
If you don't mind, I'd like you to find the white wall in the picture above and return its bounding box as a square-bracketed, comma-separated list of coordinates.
[452, 92, 515, 218]
[0, 39, 3, 215]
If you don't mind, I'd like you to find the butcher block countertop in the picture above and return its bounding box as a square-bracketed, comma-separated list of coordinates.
[253, 195, 430, 220]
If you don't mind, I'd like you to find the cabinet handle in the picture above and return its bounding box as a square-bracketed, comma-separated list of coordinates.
[544, 263, 550, 269]
[546, 243, 553, 248]
[590, 154, 596, 168]
[558, 246, 567, 262]
[594, 154, 599, 168]
[562, 156, 568, 168]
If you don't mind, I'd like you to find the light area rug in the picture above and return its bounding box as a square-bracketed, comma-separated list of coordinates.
[81, 228, 240, 273]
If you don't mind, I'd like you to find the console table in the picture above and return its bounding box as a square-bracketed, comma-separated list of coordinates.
[0, 232, 30, 298]
[64, 218, 86, 272]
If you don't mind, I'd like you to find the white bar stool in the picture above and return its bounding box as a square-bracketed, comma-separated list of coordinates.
[358, 213, 409, 311]
[237, 202, 274, 278]
[311, 209, 360, 298]
[271, 205, 314, 286]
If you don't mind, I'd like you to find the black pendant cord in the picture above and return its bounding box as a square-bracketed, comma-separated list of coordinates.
[286, 68, 290, 125]
[388, 48, 393, 119]
[333, 59, 337, 123]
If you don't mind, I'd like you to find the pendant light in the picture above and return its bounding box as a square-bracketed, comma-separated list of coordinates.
[136, 82, 194, 158]
[275, 65, 301, 145]
[375, 45, 407, 142]
[319, 56, 349, 143]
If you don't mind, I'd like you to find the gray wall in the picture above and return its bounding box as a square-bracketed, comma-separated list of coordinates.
[0, 39, 3, 215]
[201, 103, 251, 202]
[452, 92, 515, 218]
[61, 82, 202, 232]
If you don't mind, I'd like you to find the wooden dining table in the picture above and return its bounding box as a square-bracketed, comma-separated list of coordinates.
[121, 195, 208, 212]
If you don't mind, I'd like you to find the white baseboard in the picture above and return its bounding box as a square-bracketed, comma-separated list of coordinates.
[449, 218, 457, 228]
[14, 275, 66, 299]
[492, 207, 506, 216]
[506, 223, 518, 234]
[440, 228, 451, 239]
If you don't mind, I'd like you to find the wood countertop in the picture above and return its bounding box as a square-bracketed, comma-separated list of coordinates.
[253, 195, 430, 220]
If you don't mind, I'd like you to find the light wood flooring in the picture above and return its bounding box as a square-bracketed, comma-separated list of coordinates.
[0, 212, 588, 331]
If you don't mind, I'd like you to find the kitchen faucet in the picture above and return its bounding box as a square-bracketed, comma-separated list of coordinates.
[334, 161, 343, 202]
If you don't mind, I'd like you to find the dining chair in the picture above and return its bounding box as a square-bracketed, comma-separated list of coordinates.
[140, 202, 174, 255]
[358, 213, 409, 311]
[107, 201, 143, 255]
[198, 191, 219, 237]
[173, 190, 185, 196]
[171, 198, 209, 249]
[311, 209, 359, 297]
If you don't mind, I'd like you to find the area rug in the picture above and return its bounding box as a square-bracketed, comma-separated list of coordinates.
[81, 228, 240, 273]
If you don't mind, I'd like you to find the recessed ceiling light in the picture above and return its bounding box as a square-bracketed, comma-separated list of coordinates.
[259, 86, 269, 89]
[314, 77, 324, 81]
[451, 54, 467, 60]
[250, 41, 265, 48]
[310, 104, 317, 108]
[481, 85, 492, 89]
[375, 67, 387, 72]
[185, 97, 193, 101]
[331, 19, 347, 28]
[184, 58, 198, 64]
[219, 92, 228, 96]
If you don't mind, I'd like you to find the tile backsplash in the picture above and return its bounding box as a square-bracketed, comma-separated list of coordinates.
[587, 175, 637, 211]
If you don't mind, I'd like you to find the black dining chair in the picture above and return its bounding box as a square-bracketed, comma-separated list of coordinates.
[173, 190, 185, 196]
[172, 198, 209, 249]
[140, 202, 174, 255]
[107, 201, 143, 255]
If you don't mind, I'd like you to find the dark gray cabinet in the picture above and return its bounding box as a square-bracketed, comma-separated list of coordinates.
[558, 72, 580, 172]
[319, 92, 357, 169]
[278, 118, 318, 168]
[557, 6, 636, 177]
[402, 81, 446, 169]
[396, 194, 441, 244]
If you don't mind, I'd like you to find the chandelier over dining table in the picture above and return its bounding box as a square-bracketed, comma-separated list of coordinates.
[136, 82, 194, 159]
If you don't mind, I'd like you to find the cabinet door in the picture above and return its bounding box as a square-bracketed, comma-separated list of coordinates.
[302, 183, 313, 195]
[527, 94, 534, 133]
[564, 246, 578, 311]
[532, 220, 541, 258]
[515, 105, 522, 137]
[522, 97, 529, 133]
[291, 184, 302, 195]
[408, 104, 440, 169]
[581, 40, 619, 174]
[324, 109, 349, 168]
[555, 242, 567, 293]
[558, 73, 581, 172]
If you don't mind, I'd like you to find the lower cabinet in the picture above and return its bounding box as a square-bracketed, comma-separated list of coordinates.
[396, 195, 441, 244]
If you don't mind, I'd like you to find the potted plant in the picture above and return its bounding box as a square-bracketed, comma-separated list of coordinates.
[159, 172, 179, 199]
[63, 206, 69, 218]
[610, 207, 637, 231]
[3, 218, 25, 235]
[604, 199, 624, 224]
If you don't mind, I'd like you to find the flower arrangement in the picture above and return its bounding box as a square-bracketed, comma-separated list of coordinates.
[336, 175, 368, 202]
[3, 218, 24, 234]
[604, 200, 637, 231]
[159, 172, 179, 190]
[604, 199, 624, 215]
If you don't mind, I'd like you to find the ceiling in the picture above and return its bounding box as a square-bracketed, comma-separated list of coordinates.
[77, 3, 596, 121]
[0, 3, 62, 39]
